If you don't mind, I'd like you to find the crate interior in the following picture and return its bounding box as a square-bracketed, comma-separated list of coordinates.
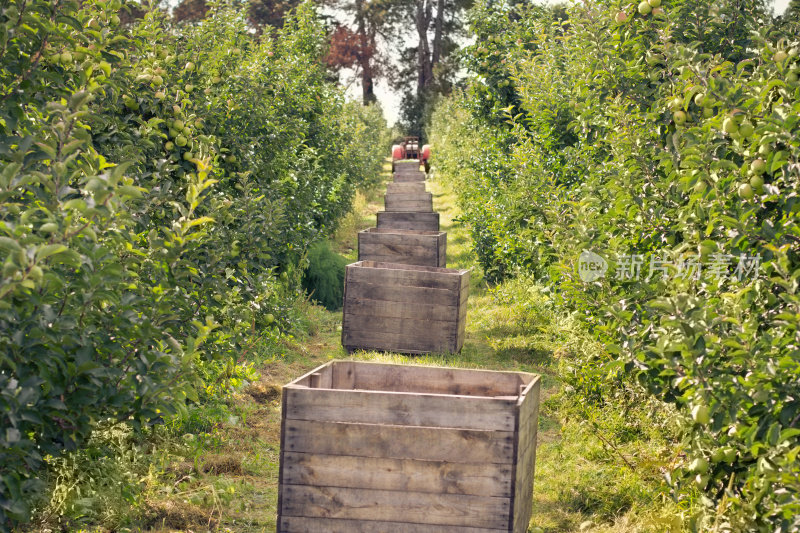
[289, 361, 537, 398]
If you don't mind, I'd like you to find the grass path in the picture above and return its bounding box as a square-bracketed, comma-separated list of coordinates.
[144, 163, 677, 532]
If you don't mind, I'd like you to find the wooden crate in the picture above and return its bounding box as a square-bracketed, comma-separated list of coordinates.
[377, 211, 439, 231]
[277, 360, 541, 533]
[384, 192, 433, 212]
[394, 170, 426, 182]
[394, 160, 421, 172]
[387, 182, 426, 194]
[341, 261, 468, 354]
[358, 228, 446, 267]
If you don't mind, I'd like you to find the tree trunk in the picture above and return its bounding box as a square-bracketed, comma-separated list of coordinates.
[432, 0, 445, 67]
[416, 0, 433, 94]
[355, 0, 377, 104]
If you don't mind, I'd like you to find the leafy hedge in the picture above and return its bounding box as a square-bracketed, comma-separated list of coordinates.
[432, 0, 800, 529]
[0, 0, 387, 527]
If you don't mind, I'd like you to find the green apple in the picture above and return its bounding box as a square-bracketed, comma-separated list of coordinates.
[722, 117, 738, 134]
[638, 1, 652, 14]
[175, 135, 188, 147]
[774, 50, 788, 63]
[60, 51, 73, 64]
[750, 158, 766, 174]
[648, 0, 661, 6]
[183, 151, 193, 161]
[694, 180, 707, 194]
[615, 11, 628, 23]
[749, 174, 764, 191]
[738, 120, 754, 137]
[165, 141, 174, 151]
[738, 183, 754, 199]
[689, 457, 709, 473]
[184, 61, 195, 72]
[691, 404, 710, 425]
[673, 110, 687, 125]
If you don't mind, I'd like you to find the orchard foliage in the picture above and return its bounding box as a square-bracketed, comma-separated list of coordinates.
[432, 0, 800, 529]
[0, 0, 387, 526]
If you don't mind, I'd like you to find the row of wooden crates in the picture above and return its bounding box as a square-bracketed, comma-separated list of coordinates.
[277, 158, 540, 532]
[343, 160, 468, 354]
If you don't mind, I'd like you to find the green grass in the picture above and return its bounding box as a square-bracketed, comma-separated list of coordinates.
[31, 160, 684, 532]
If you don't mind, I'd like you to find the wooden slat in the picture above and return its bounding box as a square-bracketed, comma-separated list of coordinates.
[345, 297, 466, 323]
[357, 252, 440, 267]
[342, 327, 457, 354]
[345, 282, 458, 307]
[356, 260, 460, 273]
[280, 485, 510, 529]
[359, 242, 439, 258]
[387, 182, 426, 194]
[393, 171, 426, 182]
[361, 228, 441, 236]
[331, 361, 356, 389]
[283, 419, 515, 464]
[377, 211, 439, 231]
[286, 361, 335, 387]
[284, 387, 516, 430]
[349, 361, 529, 397]
[346, 263, 461, 291]
[512, 377, 541, 532]
[385, 192, 433, 202]
[280, 452, 513, 497]
[394, 161, 421, 172]
[384, 202, 434, 213]
[279, 516, 508, 533]
[359, 241, 441, 261]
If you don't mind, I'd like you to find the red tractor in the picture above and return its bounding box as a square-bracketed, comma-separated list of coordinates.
[392, 136, 431, 172]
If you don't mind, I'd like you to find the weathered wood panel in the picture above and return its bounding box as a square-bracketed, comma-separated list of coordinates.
[344, 297, 466, 323]
[512, 377, 541, 533]
[387, 182, 426, 194]
[345, 282, 458, 307]
[280, 485, 511, 529]
[393, 171, 426, 182]
[283, 419, 515, 464]
[284, 387, 516, 430]
[344, 361, 531, 397]
[279, 516, 508, 533]
[341, 328, 458, 355]
[377, 211, 439, 231]
[385, 192, 433, 212]
[281, 452, 513, 497]
[346, 261, 462, 291]
[394, 160, 421, 172]
[342, 262, 469, 353]
[358, 228, 446, 267]
[277, 361, 542, 533]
